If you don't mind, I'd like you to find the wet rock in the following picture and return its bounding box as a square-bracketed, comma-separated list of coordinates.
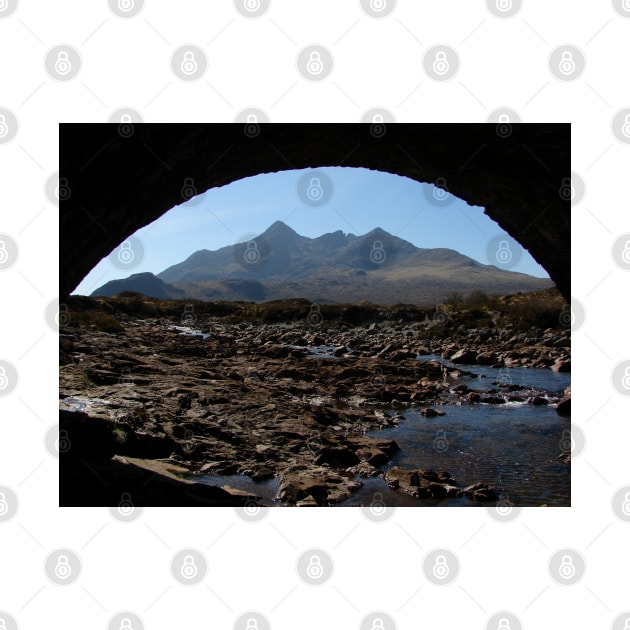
[314, 447, 360, 469]
[476, 351, 498, 365]
[355, 447, 390, 468]
[420, 407, 445, 417]
[384, 467, 459, 499]
[466, 392, 481, 403]
[480, 395, 506, 404]
[556, 392, 571, 416]
[278, 467, 361, 505]
[552, 359, 571, 373]
[529, 396, 548, 406]
[462, 483, 497, 502]
[450, 349, 478, 364]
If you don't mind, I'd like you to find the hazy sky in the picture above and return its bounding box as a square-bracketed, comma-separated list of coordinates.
[74, 166, 548, 295]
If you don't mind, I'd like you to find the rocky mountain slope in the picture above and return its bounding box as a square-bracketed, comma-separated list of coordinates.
[91, 222, 551, 304]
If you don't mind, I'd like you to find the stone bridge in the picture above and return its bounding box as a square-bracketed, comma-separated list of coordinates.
[60, 123, 570, 300]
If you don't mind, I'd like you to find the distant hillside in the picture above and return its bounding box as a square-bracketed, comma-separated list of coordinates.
[91, 272, 183, 299]
[91, 222, 552, 304]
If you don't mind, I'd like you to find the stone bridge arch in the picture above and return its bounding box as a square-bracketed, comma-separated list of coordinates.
[60, 123, 569, 300]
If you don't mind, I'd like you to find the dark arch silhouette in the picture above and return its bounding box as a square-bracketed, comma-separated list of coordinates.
[60, 123, 569, 301]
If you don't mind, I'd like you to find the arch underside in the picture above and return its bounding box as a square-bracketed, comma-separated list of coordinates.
[60, 123, 570, 301]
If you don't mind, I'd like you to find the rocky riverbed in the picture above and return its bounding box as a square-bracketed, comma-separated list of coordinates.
[59, 304, 571, 506]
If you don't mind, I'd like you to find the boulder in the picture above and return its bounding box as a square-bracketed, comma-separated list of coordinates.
[462, 483, 497, 502]
[384, 466, 458, 498]
[552, 359, 571, 373]
[476, 352, 498, 365]
[450, 349, 478, 364]
[555, 392, 571, 416]
[278, 467, 361, 505]
[314, 447, 360, 469]
[420, 407, 445, 417]
[529, 396, 549, 406]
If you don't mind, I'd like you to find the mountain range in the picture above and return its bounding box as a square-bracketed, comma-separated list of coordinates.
[91, 221, 552, 304]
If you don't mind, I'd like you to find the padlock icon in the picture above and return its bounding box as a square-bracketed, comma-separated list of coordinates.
[622, 114, 630, 138]
[622, 366, 630, 390]
[0, 492, 8, 516]
[432, 554, 450, 579]
[306, 176, 324, 201]
[496, 240, 512, 264]
[433, 176, 449, 201]
[0, 241, 8, 265]
[54, 554, 72, 579]
[181, 51, 198, 75]
[181, 177, 196, 200]
[371, 618, 385, 630]
[57, 176, 71, 201]
[307, 304, 323, 325]
[370, 366, 386, 387]
[373, 113, 384, 124]
[559, 177, 573, 201]
[245, 619, 260, 630]
[496, 0, 512, 11]
[559, 304, 573, 328]
[370, 0, 386, 11]
[559, 429, 573, 453]
[370, 240, 386, 264]
[118, 0, 134, 11]
[498, 113, 510, 123]
[307, 51, 323, 75]
[56, 429, 71, 453]
[119, 368, 133, 386]
[433, 430, 449, 453]
[182, 304, 196, 325]
[117, 240, 135, 264]
[244, 240, 260, 264]
[621, 492, 630, 516]
[0, 114, 8, 138]
[118, 492, 134, 515]
[306, 554, 323, 579]
[119, 618, 134, 630]
[181, 555, 198, 579]
[497, 369, 512, 386]
[558, 51, 575, 75]
[432, 51, 449, 75]
[558, 554, 575, 579]
[118, 113, 134, 137]
[244, 113, 260, 137]
[244, 0, 261, 10]
[497, 619, 511, 630]
[621, 240, 630, 264]
[371, 113, 386, 136]
[496, 494, 513, 516]
[55, 304, 70, 327]
[370, 492, 386, 516]
[55, 50, 72, 75]
[243, 499, 260, 516]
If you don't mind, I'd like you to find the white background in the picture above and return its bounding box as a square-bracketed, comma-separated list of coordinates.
[1, 1, 629, 628]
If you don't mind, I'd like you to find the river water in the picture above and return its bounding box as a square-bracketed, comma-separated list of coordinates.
[196, 357, 571, 507]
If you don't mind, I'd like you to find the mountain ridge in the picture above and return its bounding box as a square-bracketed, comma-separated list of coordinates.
[91, 222, 552, 304]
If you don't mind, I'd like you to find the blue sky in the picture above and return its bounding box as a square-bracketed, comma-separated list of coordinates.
[74, 167, 548, 295]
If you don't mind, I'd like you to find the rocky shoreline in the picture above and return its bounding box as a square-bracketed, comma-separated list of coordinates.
[59, 303, 570, 506]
